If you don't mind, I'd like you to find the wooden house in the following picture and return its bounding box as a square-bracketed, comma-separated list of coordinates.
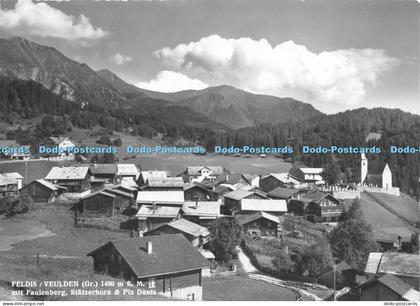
[87, 234, 210, 300]
[138, 170, 170, 186]
[358, 274, 420, 301]
[144, 218, 210, 248]
[117, 164, 140, 181]
[223, 189, 268, 215]
[142, 177, 184, 191]
[179, 166, 224, 183]
[89, 164, 118, 184]
[20, 179, 66, 203]
[236, 211, 282, 238]
[181, 201, 225, 226]
[184, 184, 218, 202]
[45, 166, 91, 193]
[136, 191, 184, 207]
[294, 168, 325, 186]
[260, 173, 302, 192]
[267, 186, 302, 203]
[136, 205, 182, 232]
[235, 198, 288, 216]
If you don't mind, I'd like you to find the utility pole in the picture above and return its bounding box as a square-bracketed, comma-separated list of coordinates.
[333, 264, 337, 301]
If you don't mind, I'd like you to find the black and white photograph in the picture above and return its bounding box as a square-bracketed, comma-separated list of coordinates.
[0, 0, 419, 303]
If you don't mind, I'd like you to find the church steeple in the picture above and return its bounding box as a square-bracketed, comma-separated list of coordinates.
[361, 153, 368, 185]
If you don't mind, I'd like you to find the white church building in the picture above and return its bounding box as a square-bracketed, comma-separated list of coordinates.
[360, 153, 399, 196]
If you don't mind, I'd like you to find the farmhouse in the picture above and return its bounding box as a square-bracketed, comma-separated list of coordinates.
[136, 205, 182, 231]
[236, 211, 281, 238]
[358, 274, 420, 301]
[117, 164, 140, 181]
[180, 166, 224, 183]
[294, 168, 325, 186]
[267, 186, 301, 202]
[0, 172, 24, 189]
[223, 189, 268, 214]
[45, 166, 91, 193]
[89, 164, 118, 184]
[181, 201, 225, 226]
[184, 183, 218, 202]
[360, 153, 393, 189]
[138, 170, 170, 186]
[289, 191, 344, 223]
[42, 137, 77, 159]
[144, 218, 210, 248]
[87, 234, 210, 300]
[365, 252, 420, 289]
[20, 179, 66, 203]
[236, 199, 288, 216]
[260, 173, 302, 192]
[0, 176, 19, 197]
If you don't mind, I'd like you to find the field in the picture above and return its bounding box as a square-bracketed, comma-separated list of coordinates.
[202, 275, 296, 301]
[0, 160, 60, 184]
[347, 193, 420, 242]
[124, 154, 292, 176]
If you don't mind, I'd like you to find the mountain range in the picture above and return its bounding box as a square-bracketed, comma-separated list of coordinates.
[0, 36, 322, 129]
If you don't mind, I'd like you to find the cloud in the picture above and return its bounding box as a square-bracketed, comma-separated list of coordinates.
[155, 34, 398, 107]
[110, 53, 133, 65]
[0, 0, 107, 40]
[136, 70, 208, 92]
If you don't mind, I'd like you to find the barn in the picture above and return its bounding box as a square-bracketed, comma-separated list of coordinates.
[20, 179, 66, 203]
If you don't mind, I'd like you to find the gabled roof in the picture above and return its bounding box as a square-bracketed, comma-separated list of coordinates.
[300, 191, 340, 204]
[182, 201, 222, 217]
[262, 173, 301, 184]
[147, 177, 184, 188]
[104, 188, 134, 198]
[358, 274, 415, 299]
[240, 199, 288, 213]
[81, 190, 115, 200]
[45, 167, 90, 180]
[87, 234, 210, 278]
[186, 166, 224, 176]
[0, 172, 24, 180]
[34, 179, 66, 191]
[120, 177, 138, 188]
[136, 191, 184, 204]
[224, 189, 267, 201]
[117, 164, 140, 177]
[242, 173, 259, 184]
[136, 205, 181, 219]
[140, 170, 170, 182]
[89, 164, 117, 175]
[236, 211, 280, 226]
[146, 218, 209, 238]
[298, 168, 324, 174]
[267, 187, 300, 199]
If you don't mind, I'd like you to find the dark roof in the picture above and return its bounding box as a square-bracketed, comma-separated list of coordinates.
[145, 218, 209, 238]
[300, 191, 340, 204]
[87, 234, 210, 278]
[90, 164, 118, 175]
[358, 274, 413, 297]
[267, 187, 300, 199]
[235, 211, 280, 226]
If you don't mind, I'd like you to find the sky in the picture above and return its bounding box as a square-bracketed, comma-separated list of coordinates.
[0, 0, 418, 114]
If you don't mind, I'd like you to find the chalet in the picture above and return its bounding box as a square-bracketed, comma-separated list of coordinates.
[0, 176, 19, 197]
[267, 187, 301, 202]
[0, 172, 24, 189]
[223, 189, 268, 214]
[180, 166, 224, 183]
[365, 252, 420, 290]
[138, 170, 170, 186]
[184, 184, 218, 202]
[318, 261, 356, 290]
[358, 274, 420, 301]
[87, 234, 210, 300]
[259, 173, 302, 192]
[181, 201, 225, 226]
[136, 205, 182, 231]
[236, 211, 281, 238]
[0, 140, 30, 160]
[289, 191, 344, 223]
[361, 153, 393, 189]
[45, 166, 91, 193]
[89, 164, 118, 184]
[136, 191, 184, 207]
[20, 179, 66, 203]
[74, 188, 134, 218]
[117, 164, 141, 181]
[142, 177, 184, 191]
[294, 168, 325, 186]
[144, 218, 210, 248]
[241, 173, 260, 187]
[42, 137, 77, 159]
[236, 199, 288, 216]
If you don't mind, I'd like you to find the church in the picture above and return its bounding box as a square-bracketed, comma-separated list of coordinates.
[360, 153, 393, 189]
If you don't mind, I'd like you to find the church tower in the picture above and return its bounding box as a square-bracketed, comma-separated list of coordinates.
[361, 153, 368, 185]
